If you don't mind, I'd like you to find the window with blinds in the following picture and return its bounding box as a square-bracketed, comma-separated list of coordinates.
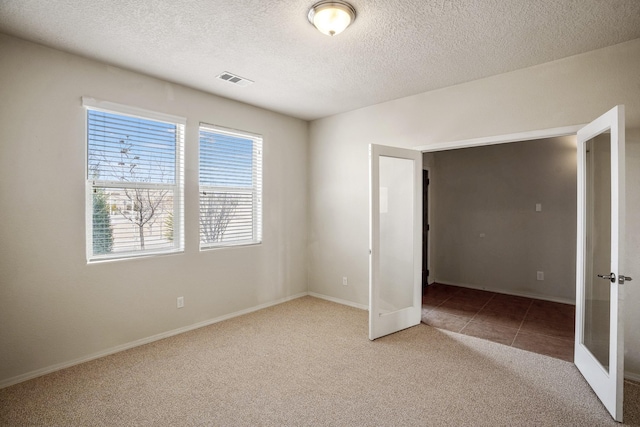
[199, 124, 262, 249]
[84, 98, 185, 261]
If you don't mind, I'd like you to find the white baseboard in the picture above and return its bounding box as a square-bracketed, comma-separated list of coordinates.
[625, 371, 640, 383]
[308, 292, 368, 311]
[4, 289, 637, 388]
[433, 280, 576, 305]
[0, 292, 309, 390]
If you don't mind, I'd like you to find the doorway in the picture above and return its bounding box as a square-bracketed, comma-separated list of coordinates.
[420, 135, 577, 361]
[371, 110, 627, 421]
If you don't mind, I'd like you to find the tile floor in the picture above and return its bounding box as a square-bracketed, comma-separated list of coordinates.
[422, 283, 575, 362]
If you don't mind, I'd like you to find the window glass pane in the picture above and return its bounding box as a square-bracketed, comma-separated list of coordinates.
[200, 191, 255, 244]
[199, 126, 262, 249]
[199, 130, 254, 187]
[86, 104, 183, 261]
[88, 110, 177, 185]
[92, 188, 175, 255]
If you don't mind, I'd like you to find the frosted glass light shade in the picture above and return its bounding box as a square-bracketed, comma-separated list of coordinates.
[308, 1, 356, 36]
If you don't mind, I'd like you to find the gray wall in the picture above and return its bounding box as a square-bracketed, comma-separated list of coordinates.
[307, 38, 640, 378]
[0, 34, 309, 386]
[427, 137, 577, 302]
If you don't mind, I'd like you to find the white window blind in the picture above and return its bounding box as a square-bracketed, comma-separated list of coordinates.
[199, 124, 262, 249]
[85, 99, 184, 261]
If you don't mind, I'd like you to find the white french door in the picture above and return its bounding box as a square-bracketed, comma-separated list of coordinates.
[369, 144, 422, 340]
[575, 105, 629, 422]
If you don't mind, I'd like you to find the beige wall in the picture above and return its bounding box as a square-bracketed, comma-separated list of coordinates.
[308, 38, 640, 377]
[2, 30, 639, 386]
[428, 137, 577, 302]
[0, 34, 308, 385]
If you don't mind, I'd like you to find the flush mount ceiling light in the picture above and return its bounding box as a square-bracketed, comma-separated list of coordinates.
[308, 1, 356, 36]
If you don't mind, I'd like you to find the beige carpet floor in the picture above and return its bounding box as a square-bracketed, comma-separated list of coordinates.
[1, 296, 639, 426]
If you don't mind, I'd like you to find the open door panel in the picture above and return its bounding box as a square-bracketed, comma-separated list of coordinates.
[575, 105, 628, 422]
[369, 144, 422, 340]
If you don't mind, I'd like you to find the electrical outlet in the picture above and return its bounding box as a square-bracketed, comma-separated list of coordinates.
[342, 276, 348, 286]
[177, 296, 184, 308]
[536, 271, 544, 281]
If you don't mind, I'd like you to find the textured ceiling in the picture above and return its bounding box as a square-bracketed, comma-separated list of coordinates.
[1, 0, 639, 121]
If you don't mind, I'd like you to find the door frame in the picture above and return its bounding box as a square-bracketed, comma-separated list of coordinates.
[414, 125, 585, 153]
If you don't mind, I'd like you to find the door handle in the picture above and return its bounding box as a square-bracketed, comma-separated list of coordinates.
[619, 275, 633, 284]
[597, 273, 616, 283]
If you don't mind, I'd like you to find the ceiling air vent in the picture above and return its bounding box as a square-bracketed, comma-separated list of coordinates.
[216, 72, 254, 87]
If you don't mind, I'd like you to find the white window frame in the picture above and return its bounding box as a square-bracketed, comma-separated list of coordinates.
[83, 97, 185, 262]
[199, 123, 263, 250]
